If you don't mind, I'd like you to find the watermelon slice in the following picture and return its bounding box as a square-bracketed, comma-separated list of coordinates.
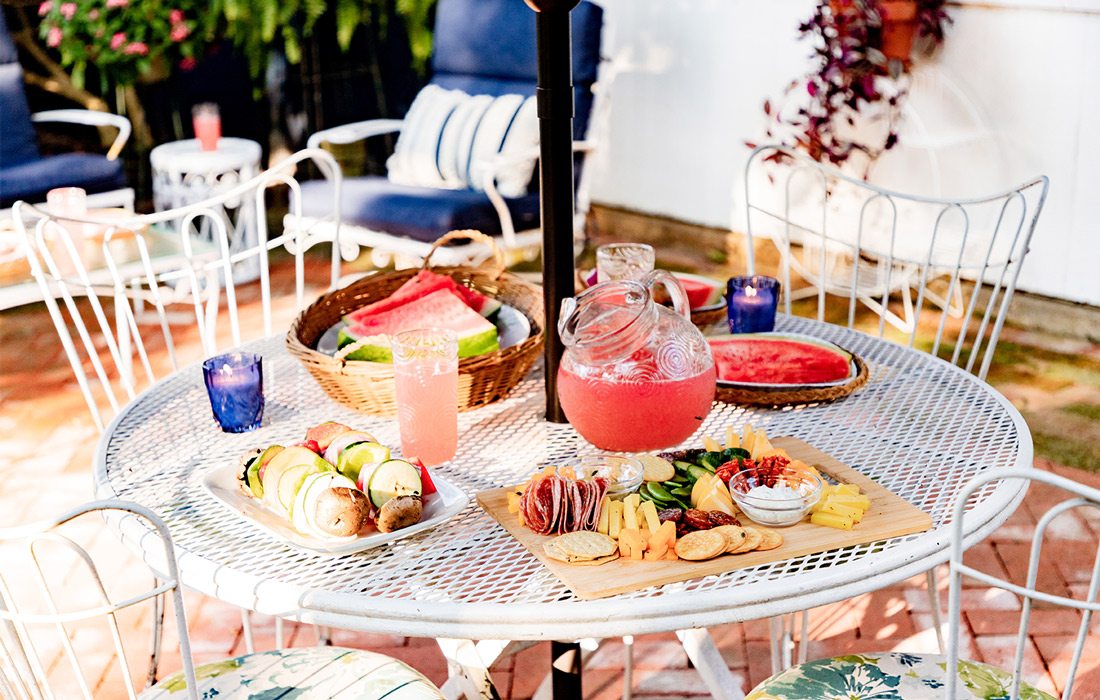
[345, 269, 501, 325]
[338, 289, 500, 362]
[674, 272, 725, 310]
[709, 334, 852, 385]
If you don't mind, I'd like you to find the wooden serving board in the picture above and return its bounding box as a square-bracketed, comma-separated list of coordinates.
[476, 437, 932, 600]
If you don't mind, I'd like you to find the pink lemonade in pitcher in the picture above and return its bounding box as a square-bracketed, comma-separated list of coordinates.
[558, 363, 716, 452]
[557, 270, 717, 452]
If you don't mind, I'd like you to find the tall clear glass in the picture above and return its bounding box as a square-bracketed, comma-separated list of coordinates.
[392, 328, 459, 465]
[596, 242, 655, 282]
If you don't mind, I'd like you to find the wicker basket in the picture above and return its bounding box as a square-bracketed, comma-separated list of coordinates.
[715, 354, 870, 408]
[286, 230, 544, 415]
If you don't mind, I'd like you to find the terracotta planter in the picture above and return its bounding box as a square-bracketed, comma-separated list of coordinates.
[878, 0, 919, 62]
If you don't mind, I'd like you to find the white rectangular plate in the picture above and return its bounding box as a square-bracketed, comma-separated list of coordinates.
[202, 463, 470, 555]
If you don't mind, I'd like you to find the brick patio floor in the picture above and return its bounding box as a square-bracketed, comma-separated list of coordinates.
[1, 259, 1098, 698]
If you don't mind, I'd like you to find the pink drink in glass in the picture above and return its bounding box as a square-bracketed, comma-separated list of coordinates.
[192, 103, 221, 151]
[558, 362, 716, 452]
[393, 328, 459, 465]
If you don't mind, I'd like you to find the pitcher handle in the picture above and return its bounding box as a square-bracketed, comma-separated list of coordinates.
[643, 270, 691, 320]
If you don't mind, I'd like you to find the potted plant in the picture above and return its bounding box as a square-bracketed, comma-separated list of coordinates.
[756, 0, 949, 173]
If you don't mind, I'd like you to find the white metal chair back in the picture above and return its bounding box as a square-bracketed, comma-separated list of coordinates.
[946, 469, 1100, 699]
[742, 145, 1049, 380]
[13, 149, 343, 431]
[0, 500, 198, 700]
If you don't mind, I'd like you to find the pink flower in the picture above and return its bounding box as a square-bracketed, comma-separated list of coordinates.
[106, 0, 127, 7]
[169, 9, 184, 23]
[109, 32, 126, 50]
[59, 2, 76, 19]
[46, 26, 62, 47]
[170, 24, 190, 42]
[123, 41, 148, 56]
[88, 9, 99, 19]
[37, 1, 52, 16]
[179, 56, 197, 71]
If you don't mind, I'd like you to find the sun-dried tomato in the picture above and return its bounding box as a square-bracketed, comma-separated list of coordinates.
[683, 509, 713, 530]
[657, 508, 683, 523]
[707, 511, 740, 527]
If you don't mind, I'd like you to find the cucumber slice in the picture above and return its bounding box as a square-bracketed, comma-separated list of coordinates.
[686, 465, 712, 481]
[723, 447, 751, 461]
[699, 452, 723, 470]
[367, 459, 422, 509]
[337, 442, 391, 482]
[245, 459, 264, 498]
[673, 460, 695, 473]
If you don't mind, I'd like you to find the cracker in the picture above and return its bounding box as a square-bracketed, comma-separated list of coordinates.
[543, 542, 570, 562]
[754, 527, 784, 551]
[638, 455, 675, 483]
[712, 525, 747, 553]
[568, 552, 620, 566]
[553, 531, 618, 559]
[730, 527, 763, 554]
[674, 530, 727, 561]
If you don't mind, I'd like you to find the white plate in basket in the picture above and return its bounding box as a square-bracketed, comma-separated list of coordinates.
[202, 463, 470, 555]
[710, 332, 859, 390]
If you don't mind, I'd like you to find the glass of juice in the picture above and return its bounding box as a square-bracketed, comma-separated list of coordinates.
[192, 103, 221, 151]
[392, 328, 459, 465]
[596, 242, 655, 282]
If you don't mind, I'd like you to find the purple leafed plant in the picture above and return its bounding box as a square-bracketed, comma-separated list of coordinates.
[752, 0, 950, 175]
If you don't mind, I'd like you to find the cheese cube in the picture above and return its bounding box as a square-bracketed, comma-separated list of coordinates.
[725, 425, 740, 449]
[608, 500, 624, 539]
[644, 541, 668, 560]
[639, 500, 661, 534]
[741, 424, 756, 454]
[654, 521, 676, 549]
[619, 528, 645, 560]
[596, 496, 611, 535]
[623, 494, 641, 530]
[703, 435, 722, 452]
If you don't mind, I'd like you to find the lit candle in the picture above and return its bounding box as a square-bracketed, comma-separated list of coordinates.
[727, 275, 780, 333]
[202, 352, 264, 432]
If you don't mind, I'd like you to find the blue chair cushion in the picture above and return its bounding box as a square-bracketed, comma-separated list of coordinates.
[0, 64, 41, 167]
[430, 0, 603, 139]
[300, 176, 541, 244]
[0, 154, 126, 207]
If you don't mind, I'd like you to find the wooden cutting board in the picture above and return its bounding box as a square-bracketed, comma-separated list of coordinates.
[476, 437, 933, 600]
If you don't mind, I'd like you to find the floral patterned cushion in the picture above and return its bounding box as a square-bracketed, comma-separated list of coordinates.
[747, 652, 1056, 700]
[141, 646, 443, 699]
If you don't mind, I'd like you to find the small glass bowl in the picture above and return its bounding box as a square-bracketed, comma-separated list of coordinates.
[727, 466, 824, 527]
[565, 454, 643, 500]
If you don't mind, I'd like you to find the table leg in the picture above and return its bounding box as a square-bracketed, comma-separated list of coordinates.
[550, 641, 581, 698]
[675, 628, 746, 700]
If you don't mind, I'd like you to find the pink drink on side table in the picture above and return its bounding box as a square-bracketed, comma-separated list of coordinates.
[393, 328, 458, 465]
[558, 362, 716, 452]
[192, 103, 221, 151]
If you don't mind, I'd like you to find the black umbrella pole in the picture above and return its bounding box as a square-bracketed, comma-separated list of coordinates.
[532, 5, 578, 423]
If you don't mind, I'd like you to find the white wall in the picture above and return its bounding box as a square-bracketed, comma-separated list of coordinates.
[589, 0, 1100, 306]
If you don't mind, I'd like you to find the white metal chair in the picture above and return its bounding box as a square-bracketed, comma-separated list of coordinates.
[738, 144, 1049, 668]
[745, 468, 1099, 700]
[0, 499, 444, 699]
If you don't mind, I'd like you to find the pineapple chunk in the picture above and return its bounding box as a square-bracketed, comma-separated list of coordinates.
[608, 500, 624, 539]
[596, 496, 611, 534]
[834, 483, 861, 496]
[821, 501, 864, 522]
[703, 435, 722, 452]
[725, 425, 740, 449]
[828, 494, 872, 511]
[811, 511, 854, 530]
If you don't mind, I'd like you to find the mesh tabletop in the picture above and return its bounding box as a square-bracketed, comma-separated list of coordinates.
[94, 316, 1030, 640]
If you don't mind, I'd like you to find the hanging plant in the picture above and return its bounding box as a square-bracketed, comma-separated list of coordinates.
[754, 0, 950, 174]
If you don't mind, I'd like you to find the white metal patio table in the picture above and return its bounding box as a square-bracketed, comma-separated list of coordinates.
[92, 315, 1032, 692]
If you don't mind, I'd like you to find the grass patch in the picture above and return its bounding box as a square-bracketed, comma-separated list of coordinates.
[1032, 431, 1100, 473]
[1063, 403, 1100, 421]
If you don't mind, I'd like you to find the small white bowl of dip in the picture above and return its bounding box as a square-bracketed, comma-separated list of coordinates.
[728, 467, 824, 527]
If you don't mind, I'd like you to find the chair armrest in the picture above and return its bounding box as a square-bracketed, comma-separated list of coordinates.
[479, 140, 595, 249]
[31, 109, 132, 161]
[307, 119, 405, 150]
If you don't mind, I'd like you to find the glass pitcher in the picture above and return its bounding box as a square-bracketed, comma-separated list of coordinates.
[557, 270, 716, 452]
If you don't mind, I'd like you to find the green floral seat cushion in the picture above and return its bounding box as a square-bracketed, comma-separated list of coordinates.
[141, 646, 443, 699]
[747, 652, 1056, 700]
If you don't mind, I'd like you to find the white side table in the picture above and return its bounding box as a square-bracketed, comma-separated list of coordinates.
[150, 137, 262, 282]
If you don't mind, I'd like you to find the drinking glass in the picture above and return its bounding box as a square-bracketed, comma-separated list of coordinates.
[192, 103, 221, 151]
[596, 242, 655, 282]
[726, 275, 781, 333]
[202, 352, 264, 432]
[393, 328, 458, 465]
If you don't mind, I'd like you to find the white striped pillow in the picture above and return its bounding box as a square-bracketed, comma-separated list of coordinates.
[386, 85, 539, 198]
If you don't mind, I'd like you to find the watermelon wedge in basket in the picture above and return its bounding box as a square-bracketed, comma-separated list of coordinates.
[708, 333, 854, 386]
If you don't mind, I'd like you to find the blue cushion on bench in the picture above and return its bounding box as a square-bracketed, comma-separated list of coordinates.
[0, 64, 40, 167]
[300, 175, 541, 243]
[0, 153, 126, 207]
[430, 0, 603, 139]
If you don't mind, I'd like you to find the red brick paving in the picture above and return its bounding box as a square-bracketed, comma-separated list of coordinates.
[2, 264, 1098, 698]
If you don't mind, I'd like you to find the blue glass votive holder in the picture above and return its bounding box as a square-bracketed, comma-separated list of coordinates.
[727, 276, 781, 333]
[202, 352, 264, 433]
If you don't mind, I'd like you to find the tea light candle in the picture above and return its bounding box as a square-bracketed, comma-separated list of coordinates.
[727, 275, 781, 333]
[202, 352, 264, 432]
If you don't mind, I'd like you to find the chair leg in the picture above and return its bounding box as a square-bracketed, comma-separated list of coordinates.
[798, 609, 810, 664]
[927, 567, 946, 653]
[240, 609, 255, 654]
[274, 616, 284, 649]
[622, 635, 634, 700]
[675, 628, 745, 700]
[767, 617, 782, 676]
